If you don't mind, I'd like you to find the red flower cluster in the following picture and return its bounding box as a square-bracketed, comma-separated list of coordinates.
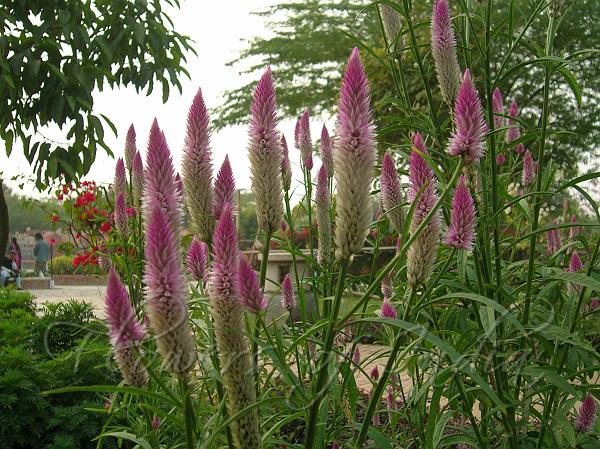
[75, 191, 97, 208]
[51, 214, 59, 224]
[72, 250, 99, 267]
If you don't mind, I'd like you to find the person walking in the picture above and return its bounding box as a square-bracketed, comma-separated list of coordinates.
[33, 233, 50, 277]
[10, 236, 22, 270]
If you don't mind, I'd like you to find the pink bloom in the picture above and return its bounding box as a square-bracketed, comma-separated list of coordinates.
[590, 297, 599, 312]
[320, 125, 334, 177]
[114, 193, 129, 239]
[210, 203, 239, 302]
[280, 134, 293, 191]
[431, 0, 462, 105]
[182, 88, 214, 242]
[175, 173, 184, 199]
[496, 153, 506, 166]
[151, 415, 161, 430]
[131, 151, 145, 206]
[522, 149, 536, 186]
[380, 152, 404, 233]
[114, 158, 127, 200]
[281, 273, 296, 312]
[448, 69, 486, 164]
[576, 393, 597, 432]
[569, 215, 581, 241]
[144, 119, 182, 237]
[296, 108, 313, 170]
[124, 124, 137, 171]
[144, 205, 195, 375]
[380, 298, 398, 319]
[353, 346, 361, 364]
[214, 155, 236, 221]
[492, 87, 504, 129]
[334, 48, 376, 260]
[248, 67, 284, 234]
[105, 267, 145, 348]
[381, 273, 392, 299]
[238, 257, 268, 313]
[506, 100, 521, 145]
[444, 175, 476, 251]
[546, 220, 563, 256]
[406, 133, 441, 286]
[568, 251, 583, 273]
[370, 365, 380, 381]
[186, 237, 209, 283]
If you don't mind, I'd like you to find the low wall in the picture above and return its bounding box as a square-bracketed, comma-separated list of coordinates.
[52, 274, 106, 286]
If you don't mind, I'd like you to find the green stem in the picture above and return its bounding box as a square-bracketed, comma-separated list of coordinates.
[304, 258, 349, 449]
[179, 377, 196, 449]
[284, 191, 308, 322]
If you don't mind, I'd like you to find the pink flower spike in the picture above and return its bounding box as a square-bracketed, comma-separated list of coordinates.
[280, 134, 293, 191]
[281, 273, 297, 312]
[496, 153, 506, 166]
[105, 267, 145, 348]
[590, 297, 599, 312]
[448, 69, 486, 164]
[506, 100, 521, 144]
[114, 193, 129, 239]
[353, 346, 361, 365]
[380, 152, 404, 233]
[131, 151, 145, 206]
[380, 298, 398, 319]
[182, 88, 214, 242]
[296, 108, 313, 170]
[569, 214, 581, 241]
[522, 149, 536, 186]
[144, 119, 182, 236]
[515, 143, 526, 154]
[370, 365, 380, 381]
[568, 251, 583, 273]
[381, 273, 393, 300]
[576, 393, 597, 433]
[114, 158, 127, 199]
[238, 257, 268, 314]
[444, 175, 476, 251]
[211, 203, 239, 301]
[214, 155, 236, 221]
[124, 124, 137, 171]
[320, 125, 334, 176]
[248, 67, 284, 234]
[186, 237, 209, 283]
[492, 87, 504, 129]
[431, 0, 462, 105]
[334, 47, 376, 260]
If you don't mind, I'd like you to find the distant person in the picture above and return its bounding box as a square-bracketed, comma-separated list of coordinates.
[33, 233, 50, 277]
[1, 250, 21, 288]
[10, 237, 22, 270]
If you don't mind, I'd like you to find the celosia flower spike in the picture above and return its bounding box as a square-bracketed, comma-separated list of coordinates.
[353, 346, 361, 364]
[114, 193, 129, 240]
[320, 125, 334, 177]
[281, 273, 297, 312]
[448, 69, 486, 164]
[316, 165, 332, 266]
[576, 393, 597, 433]
[124, 124, 137, 171]
[248, 67, 284, 235]
[496, 153, 506, 166]
[431, 0, 462, 106]
[370, 365, 380, 381]
[506, 100, 521, 145]
[182, 88, 215, 242]
[105, 268, 148, 387]
[568, 251, 583, 273]
[406, 133, 441, 286]
[380, 152, 404, 233]
[522, 149, 536, 186]
[296, 108, 313, 170]
[175, 173, 184, 200]
[379, 4, 402, 48]
[209, 203, 261, 449]
[380, 298, 398, 319]
[144, 205, 195, 375]
[238, 257, 268, 313]
[280, 134, 293, 191]
[492, 87, 504, 129]
[444, 175, 476, 251]
[131, 151, 145, 207]
[114, 158, 127, 200]
[546, 220, 563, 256]
[186, 237, 209, 283]
[214, 155, 236, 221]
[144, 119, 183, 236]
[381, 273, 392, 300]
[569, 215, 581, 241]
[334, 48, 376, 260]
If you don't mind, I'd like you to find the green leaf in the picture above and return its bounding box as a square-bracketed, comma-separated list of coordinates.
[558, 66, 582, 107]
[134, 22, 146, 45]
[521, 366, 578, 397]
[4, 130, 13, 156]
[99, 431, 153, 449]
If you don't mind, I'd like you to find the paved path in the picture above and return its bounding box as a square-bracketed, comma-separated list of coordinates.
[32, 285, 107, 317]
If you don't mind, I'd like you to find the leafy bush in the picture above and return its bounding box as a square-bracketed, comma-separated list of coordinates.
[51, 255, 103, 276]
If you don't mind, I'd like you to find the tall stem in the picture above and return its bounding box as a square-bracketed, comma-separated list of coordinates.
[179, 377, 196, 449]
[304, 258, 349, 449]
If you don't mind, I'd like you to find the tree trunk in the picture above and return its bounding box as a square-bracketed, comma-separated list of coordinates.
[0, 178, 9, 256]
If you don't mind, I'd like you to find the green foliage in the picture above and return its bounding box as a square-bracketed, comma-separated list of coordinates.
[0, 289, 119, 449]
[0, 0, 194, 185]
[2, 185, 57, 233]
[51, 255, 103, 275]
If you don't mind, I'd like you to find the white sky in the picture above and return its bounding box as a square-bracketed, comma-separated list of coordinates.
[0, 0, 331, 199]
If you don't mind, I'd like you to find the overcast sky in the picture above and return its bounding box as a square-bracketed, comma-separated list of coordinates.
[0, 0, 331, 198]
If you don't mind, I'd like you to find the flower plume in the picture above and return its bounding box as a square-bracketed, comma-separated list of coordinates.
[576, 393, 597, 433]
[296, 108, 313, 170]
[380, 152, 404, 233]
[280, 134, 293, 191]
[131, 151, 145, 207]
[114, 158, 127, 200]
[124, 124, 137, 171]
[114, 193, 129, 239]
[182, 88, 214, 242]
[281, 273, 297, 312]
[320, 125, 334, 177]
[186, 237, 209, 283]
[448, 69, 486, 164]
[214, 155, 236, 221]
[444, 175, 476, 251]
[334, 48, 376, 260]
[431, 0, 462, 105]
[492, 87, 504, 129]
[248, 67, 284, 235]
[522, 149, 536, 186]
[238, 257, 268, 313]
